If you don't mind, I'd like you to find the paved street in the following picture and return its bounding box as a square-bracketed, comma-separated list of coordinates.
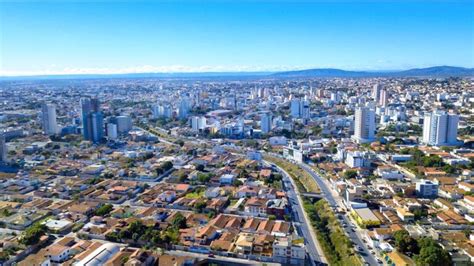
[264, 160, 327, 266]
[167, 250, 281, 265]
[299, 163, 379, 266]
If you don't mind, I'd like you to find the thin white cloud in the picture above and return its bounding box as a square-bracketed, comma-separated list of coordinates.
[0, 65, 317, 76]
[0, 63, 449, 77]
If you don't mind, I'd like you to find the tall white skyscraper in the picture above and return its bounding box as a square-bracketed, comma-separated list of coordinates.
[372, 84, 382, 102]
[353, 106, 376, 144]
[153, 103, 173, 119]
[422, 111, 459, 146]
[261, 112, 272, 134]
[191, 116, 206, 132]
[378, 89, 389, 107]
[289, 98, 310, 119]
[41, 103, 58, 135]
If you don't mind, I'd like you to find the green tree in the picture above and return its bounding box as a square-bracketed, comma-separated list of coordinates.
[162, 161, 174, 171]
[393, 230, 419, 255]
[462, 228, 471, 238]
[171, 213, 187, 229]
[195, 164, 205, 171]
[414, 237, 452, 266]
[233, 179, 243, 186]
[413, 209, 428, 220]
[343, 170, 358, 179]
[311, 125, 322, 135]
[94, 204, 113, 216]
[178, 172, 188, 182]
[197, 172, 212, 183]
[121, 256, 130, 264]
[194, 200, 207, 213]
[422, 155, 443, 167]
[20, 223, 47, 246]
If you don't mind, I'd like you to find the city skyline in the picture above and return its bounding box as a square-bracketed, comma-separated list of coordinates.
[1, 0, 473, 76]
[1, 1, 473, 266]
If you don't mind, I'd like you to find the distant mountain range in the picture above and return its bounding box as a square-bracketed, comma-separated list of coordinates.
[273, 66, 474, 78]
[1, 66, 473, 81]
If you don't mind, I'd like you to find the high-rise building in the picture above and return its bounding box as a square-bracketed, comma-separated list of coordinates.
[372, 84, 382, 102]
[115, 115, 132, 134]
[0, 135, 7, 163]
[261, 112, 272, 134]
[178, 98, 190, 120]
[153, 103, 173, 119]
[41, 103, 58, 135]
[353, 106, 375, 144]
[81, 98, 103, 143]
[290, 98, 301, 118]
[300, 100, 310, 119]
[378, 89, 389, 107]
[316, 89, 325, 98]
[290, 98, 310, 119]
[191, 116, 206, 132]
[151, 105, 160, 119]
[91, 112, 104, 143]
[106, 123, 118, 140]
[422, 111, 459, 146]
[163, 104, 172, 119]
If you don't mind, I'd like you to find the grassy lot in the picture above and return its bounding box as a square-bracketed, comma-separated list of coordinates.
[264, 155, 320, 193]
[137, 123, 178, 143]
[304, 199, 362, 266]
[184, 187, 205, 199]
[311, 166, 336, 181]
[229, 199, 239, 207]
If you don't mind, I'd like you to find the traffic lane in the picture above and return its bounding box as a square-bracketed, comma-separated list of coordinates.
[300, 164, 378, 265]
[279, 167, 322, 265]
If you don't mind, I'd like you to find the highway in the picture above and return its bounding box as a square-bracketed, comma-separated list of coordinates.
[299, 163, 380, 266]
[264, 160, 327, 266]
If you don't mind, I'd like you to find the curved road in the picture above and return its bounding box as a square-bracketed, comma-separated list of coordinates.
[299, 163, 379, 266]
[264, 160, 327, 266]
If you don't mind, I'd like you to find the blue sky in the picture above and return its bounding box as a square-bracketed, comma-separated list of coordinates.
[0, 0, 473, 75]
